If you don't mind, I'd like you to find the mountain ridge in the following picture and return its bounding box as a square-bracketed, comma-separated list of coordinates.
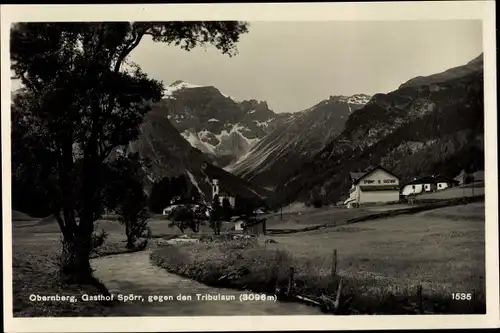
[121, 101, 270, 207]
[276, 55, 484, 205]
[227, 93, 372, 188]
[157, 80, 291, 167]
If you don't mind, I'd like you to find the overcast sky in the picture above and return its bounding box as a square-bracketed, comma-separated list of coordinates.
[130, 20, 482, 113]
[10, 20, 482, 113]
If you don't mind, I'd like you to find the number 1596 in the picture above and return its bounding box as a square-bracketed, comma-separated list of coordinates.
[452, 293, 472, 301]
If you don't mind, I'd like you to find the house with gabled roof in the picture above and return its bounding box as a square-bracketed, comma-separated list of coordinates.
[344, 165, 400, 208]
[401, 175, 459, 196]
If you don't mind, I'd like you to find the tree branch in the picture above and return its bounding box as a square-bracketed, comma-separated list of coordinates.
[113, 25, 146, 74]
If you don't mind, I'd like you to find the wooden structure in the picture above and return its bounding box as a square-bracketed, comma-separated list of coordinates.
[243, 218, 267, 236]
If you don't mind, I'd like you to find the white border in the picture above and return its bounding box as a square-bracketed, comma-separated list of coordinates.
[1, 1, 498, 332]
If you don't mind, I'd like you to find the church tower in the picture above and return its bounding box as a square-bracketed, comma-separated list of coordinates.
[212, 179, 220, 199]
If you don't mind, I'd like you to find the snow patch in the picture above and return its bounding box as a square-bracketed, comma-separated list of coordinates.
[163, 81, 205, 98]
[220, 92, 236, 101]
[254, 118, 274, 128]
[208, 118, 219, 123]
[185, 170, 206, 200]
[334, 94, 371, 105]
[214, 123, 245, 143]
[181, 130, 216, 155]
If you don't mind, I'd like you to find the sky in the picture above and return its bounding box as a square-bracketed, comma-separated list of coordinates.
[130, 20, 483, 113]
[10, 20, 482, 114]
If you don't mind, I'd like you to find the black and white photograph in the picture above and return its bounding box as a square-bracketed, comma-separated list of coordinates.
[2, 2, 498, 332]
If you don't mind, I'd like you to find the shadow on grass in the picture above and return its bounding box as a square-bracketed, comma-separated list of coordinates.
[13, 238, 151, 317]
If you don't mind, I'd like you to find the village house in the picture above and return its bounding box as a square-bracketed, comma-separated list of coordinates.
[400, 175, 459, 196]
[344, 165, 400, 208]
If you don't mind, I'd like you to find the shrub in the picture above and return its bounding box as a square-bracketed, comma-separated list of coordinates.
[312, 199, 323, 208]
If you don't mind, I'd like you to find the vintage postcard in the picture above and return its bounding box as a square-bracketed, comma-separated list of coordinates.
[1, 1, 498, 332]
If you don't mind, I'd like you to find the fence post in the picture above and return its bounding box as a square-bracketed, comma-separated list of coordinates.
[333, 277, 343, 313]
[286, 267, 295, 296]
[417, 285, 424, 314]
[331, 249, 338, 277]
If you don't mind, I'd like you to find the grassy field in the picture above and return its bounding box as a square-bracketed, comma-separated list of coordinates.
[151, 201, 486, 314]
[264, 204, 413, 230]
[11, 213, 179, 317]
[265, 202, 485, 294]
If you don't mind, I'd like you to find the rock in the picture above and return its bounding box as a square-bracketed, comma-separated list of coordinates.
[154, 239, 172, 246]
[166, 237, 199, 245]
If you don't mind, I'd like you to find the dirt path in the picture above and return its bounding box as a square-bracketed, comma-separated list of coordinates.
[91, 251, 322, 316]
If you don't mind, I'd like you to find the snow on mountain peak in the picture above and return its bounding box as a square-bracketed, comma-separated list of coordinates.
[329, 94, 372, 105]
[163, 80, 205, 97]
[163, 80, 236, 101]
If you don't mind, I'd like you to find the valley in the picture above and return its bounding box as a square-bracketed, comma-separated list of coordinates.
[9, 19, 489, 320]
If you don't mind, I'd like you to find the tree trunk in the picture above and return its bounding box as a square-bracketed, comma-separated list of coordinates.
[59, 230, 92, 284]
[125, 219, 134, 249]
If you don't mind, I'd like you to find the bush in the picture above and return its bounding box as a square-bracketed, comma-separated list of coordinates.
[312, 199, 323, 208]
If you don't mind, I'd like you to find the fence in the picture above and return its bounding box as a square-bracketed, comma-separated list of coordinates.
[243, 218, 267, 236]
[277, 248, 428, 314]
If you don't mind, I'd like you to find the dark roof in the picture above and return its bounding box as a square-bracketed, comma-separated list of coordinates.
[359, 185, 400, 191]
[218, 190, 234, 197]
[351, 165, 400, 185]
[401, 175, 459, 187]
[434, 174, 460, 184]
[350, 172, 365, 182]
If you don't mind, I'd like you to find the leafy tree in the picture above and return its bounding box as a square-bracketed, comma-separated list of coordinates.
[210, 195, 222, 235]
[221, 197, 233, 220]
[148, 175, 189, 213]
[104, 152, 151, 249]
[167, 204, 207, 233]
[10, 21, 249, 284]
[167, 206, 193, 234]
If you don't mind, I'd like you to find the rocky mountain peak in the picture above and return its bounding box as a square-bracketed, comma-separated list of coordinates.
[328, 94, 372, 105]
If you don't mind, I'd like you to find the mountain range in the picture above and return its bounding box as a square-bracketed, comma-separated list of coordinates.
[123, 100, 271, 207]
[125, 53, 483, 209]
[226, 94, 371, 189]
[276, 53, 484, 205]
[158, 80, 291, 167]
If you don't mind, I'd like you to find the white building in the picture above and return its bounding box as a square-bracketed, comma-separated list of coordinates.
[344, 166, 400, 208]
[212, 179, 236, 208]
[400, 175, 459, 196]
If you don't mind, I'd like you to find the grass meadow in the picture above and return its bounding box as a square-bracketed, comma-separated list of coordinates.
[151, 202, 486, 314]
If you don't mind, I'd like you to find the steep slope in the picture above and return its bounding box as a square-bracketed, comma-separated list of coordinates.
[277, 55, 484, 205]
[399, 53, 483, 89]
[227, 94, 371, 188]
[157, 80, 292, 167]
[125, 102, 270, 205]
